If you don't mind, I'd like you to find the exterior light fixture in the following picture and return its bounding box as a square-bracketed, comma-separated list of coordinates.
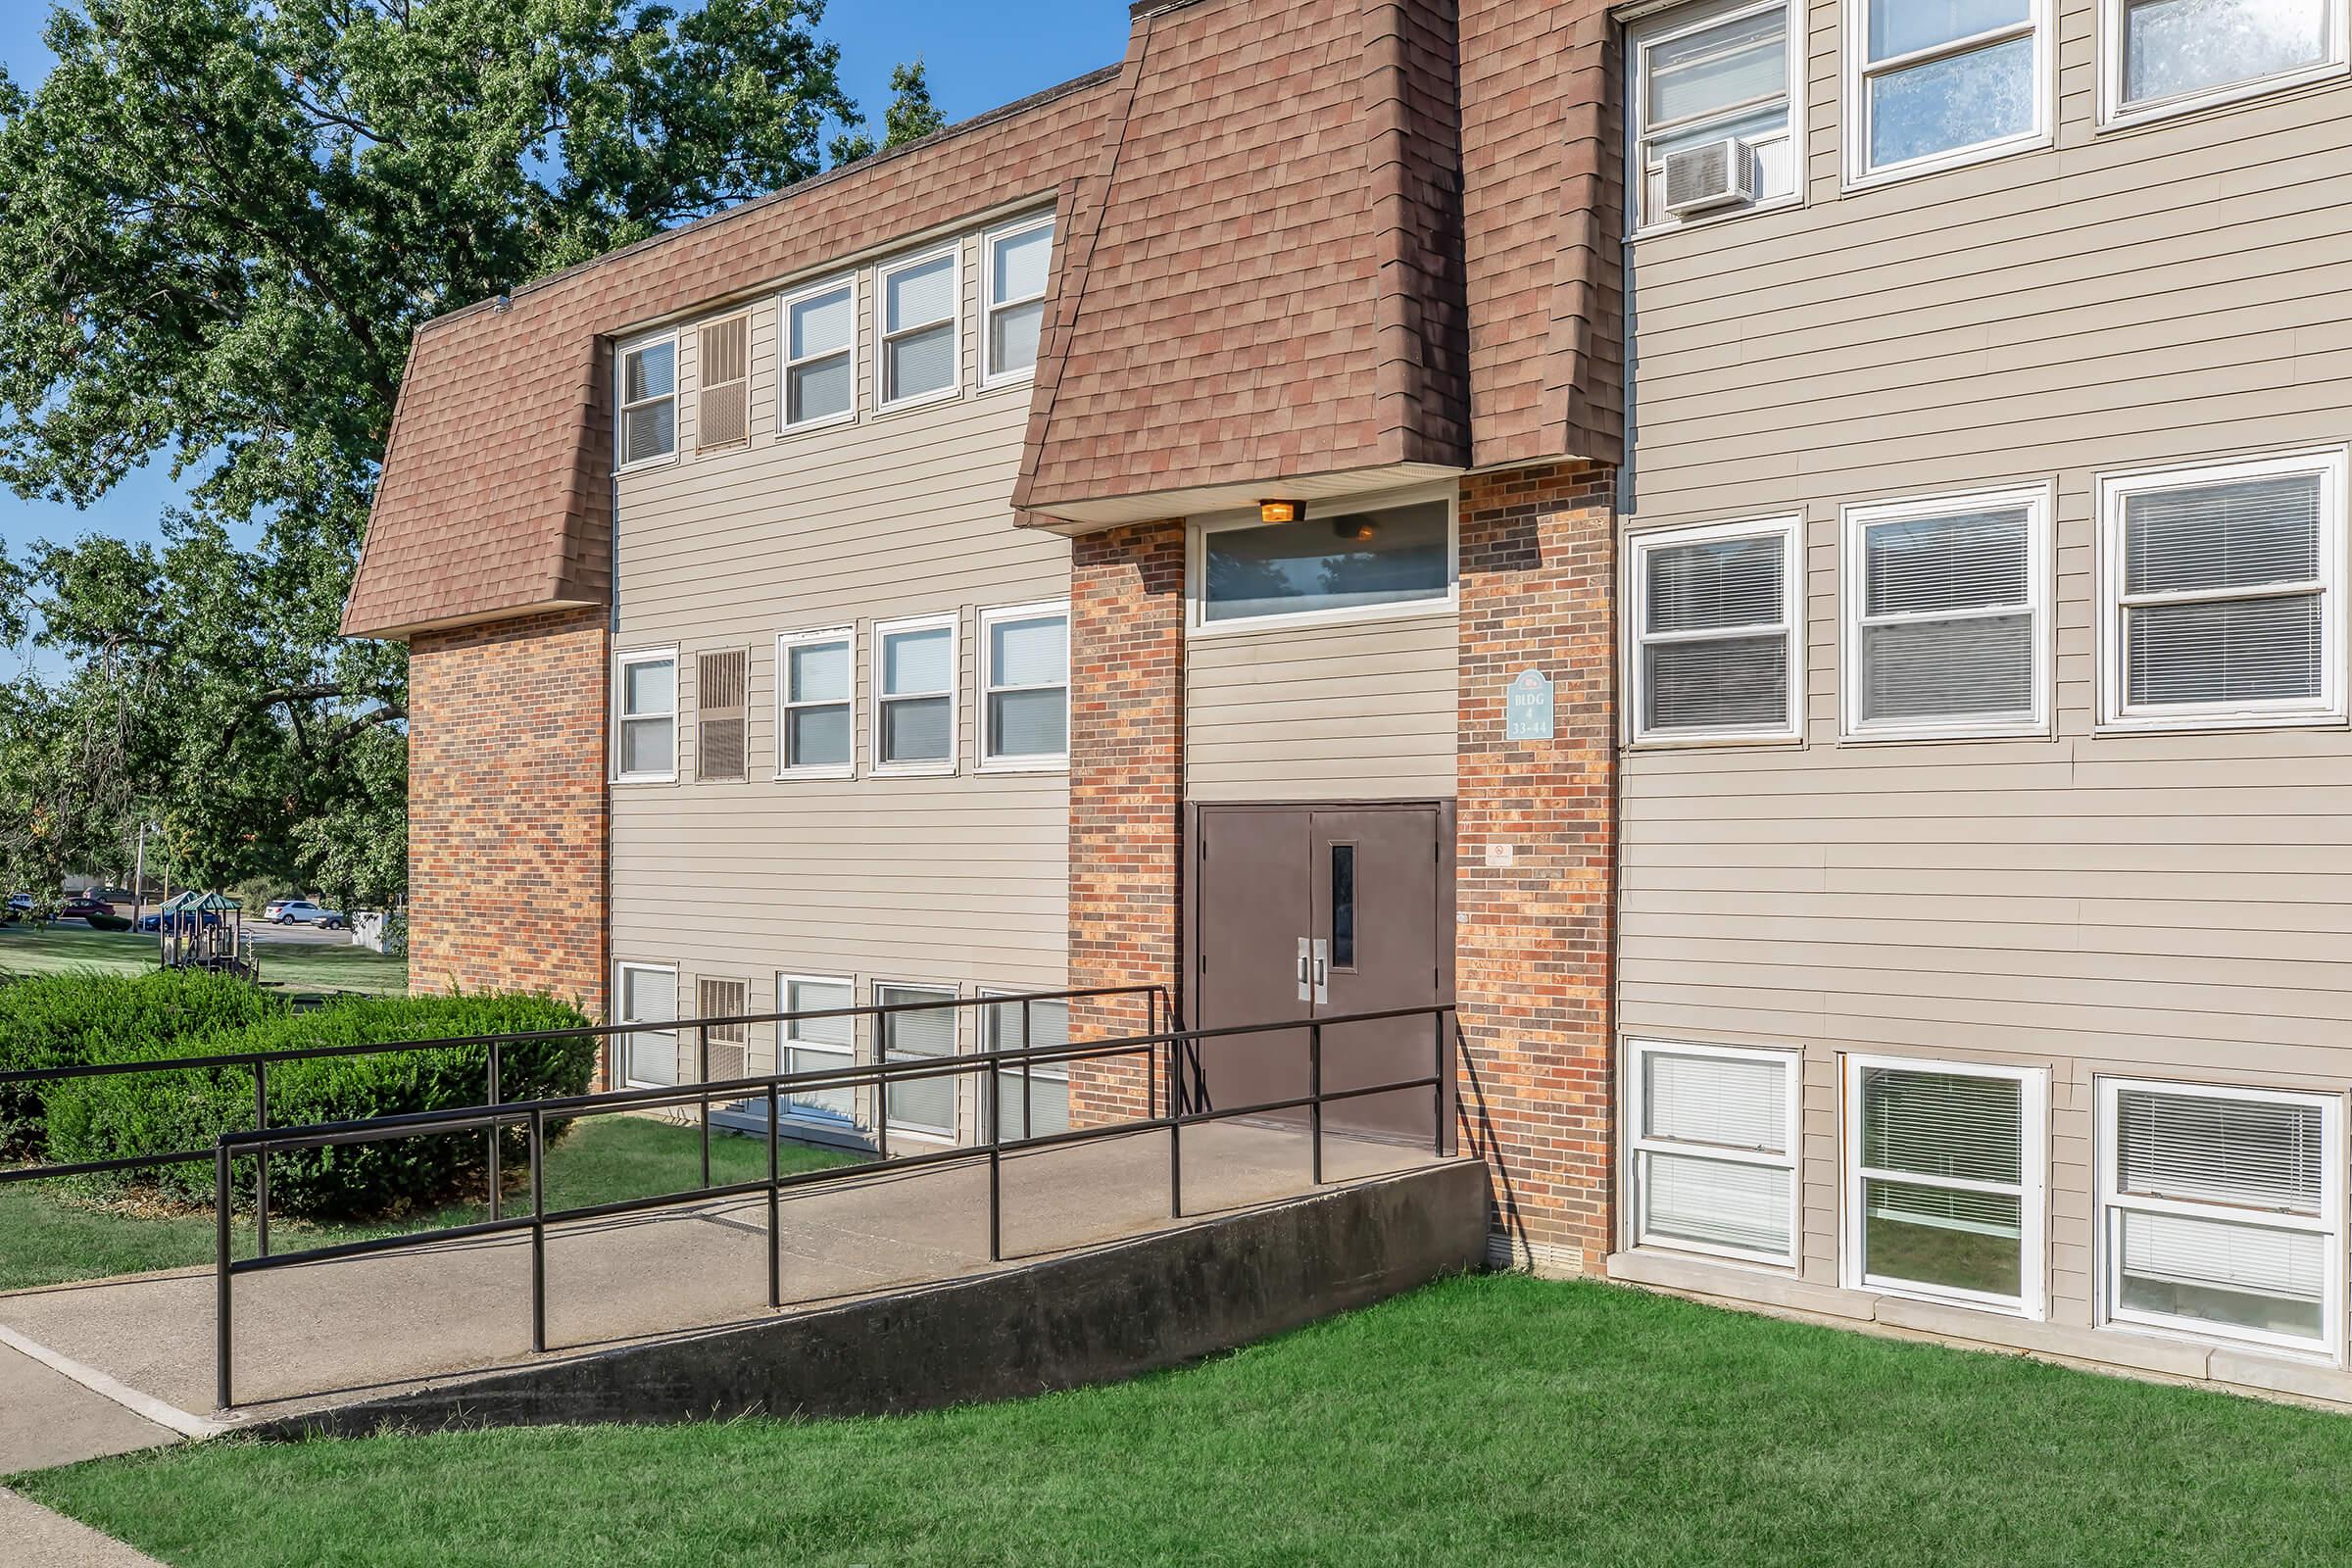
[1258, 500, 1304, 525]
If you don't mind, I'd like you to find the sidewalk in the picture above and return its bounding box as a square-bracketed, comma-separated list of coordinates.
[0, 1488, 168, 1568]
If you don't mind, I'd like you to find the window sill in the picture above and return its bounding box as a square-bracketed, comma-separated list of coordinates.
[2098, 60, 2349, 134]
[774, 767, 857, 783]
[1836, 721, 2053, 748]
[1852, 1275, 2042, 1323]
[778, 410, 858, 440]
[977, 756, 1069, 775]
[613, 773, 679, 786]
[978, 368, 1038, 394]
[874, 386, 961, 420]
[612, 453, 680, 478]
[1630, 190, 1804, 243]
[1841, 127, 2051, 196]
[870, 762, 958, 780]
[2100, 1312, 2341, 1368]
[1188, 595, 1457, 640]
[2095, 710, 2349, 738]
[1625, 731, 1805, 752]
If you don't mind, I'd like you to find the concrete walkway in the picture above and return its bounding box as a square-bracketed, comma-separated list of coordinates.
[0, 1488, 167, 1568]
[0, 1343, 176, 1472]
[0, 1120, 1437, 1436]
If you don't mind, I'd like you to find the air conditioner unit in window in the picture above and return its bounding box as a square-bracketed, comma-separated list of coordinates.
[1662, 138, 1757, 218]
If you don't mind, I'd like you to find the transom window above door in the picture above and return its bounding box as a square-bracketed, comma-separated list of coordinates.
[1846, 0, 2050, 183]
[1627, 0, 1802, 231]
[1192, 497, 1454, 631]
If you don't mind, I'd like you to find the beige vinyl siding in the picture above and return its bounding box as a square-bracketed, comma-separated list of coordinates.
[611, 220, 1064, 1147]
[1186, 613, 1457, 802]
[1619, 0, 2352, 1381]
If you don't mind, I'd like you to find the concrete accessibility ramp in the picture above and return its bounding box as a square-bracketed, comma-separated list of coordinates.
[0, 1122, 1486, 1444]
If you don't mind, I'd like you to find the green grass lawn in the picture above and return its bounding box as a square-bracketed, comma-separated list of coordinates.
[0, 1115, 854, 1292]
[0, 922, 407, 996]
[18, 1274, 2352, 1567]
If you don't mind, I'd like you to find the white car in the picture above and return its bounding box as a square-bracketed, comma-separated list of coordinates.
[270, 900, 347, 929]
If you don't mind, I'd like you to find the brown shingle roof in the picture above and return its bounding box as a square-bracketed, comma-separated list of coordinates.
[343, 69, 1125, 639]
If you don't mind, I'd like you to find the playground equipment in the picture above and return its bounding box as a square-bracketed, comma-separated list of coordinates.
[156, 891, 257, 981]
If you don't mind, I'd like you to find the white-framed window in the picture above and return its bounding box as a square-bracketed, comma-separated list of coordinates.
[1628, 515, 1804, 744]
[2097, 1077, 2343, 1360]
[1842, 1054, 2047, 1319]
[982, 992, 1072, 1141]
[1628, 1040, 1801, 1265]
[1625, 0, 1804, 233]
[2101, 0, 2347, 125]
[615, 333, 679, 470]
[979, 603, 1069, 769]
[984, 215, 1054, 384]
[873, 613, 958, 773]
[614, 649, 679, 783]
[877, 981, 960, 1143]
[615, 961, 679, 1089]
[777, 973, 858, 1129]
[777, 627, 856, 778]
[1189, 490, 1457, 634]
[1844, 0, 2052, 186]
[1841, 484, 2052, 741]
[782, 274, 858, 430]
[877, 244, 961, 410]
[2098, 447, 2348, 732]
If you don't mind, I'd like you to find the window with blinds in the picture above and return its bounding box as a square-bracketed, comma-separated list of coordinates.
[616, 962, 677, 1089]
[784, 277, 856, 428]
[1845, 488, 2046, 737]
[616, 337, 676, 469]
[879, 246, 959, 408]
[2102, 450, 2346, 729]
[875, 615, 956, 770]
[779, 629, 855, 775]
[1633, 518, 1801, 742]
[981, 604, 1069, 766]
[2100, 1079, 2341, 1353]
[1631, 1041, 1798, 1263]
[985, 995, 1071, 1141]
[879, 983, 959, 1141]
[695, 650, 748, 782]
[1845, 1057, 2043, 1314]
[778, 974, 857, 1126]
[695, 316, 750, 452]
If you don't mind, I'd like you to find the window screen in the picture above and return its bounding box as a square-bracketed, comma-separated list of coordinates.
[1852, 1063, 2033, 1304]
[787, 283, 855, 426]
[1853, 501, 2037, 730]
[1635, 1044, 1797, 1261]
[1201, 501, 1450, 623]
[1856, 0, 2040, 174]
[1637, 525, 1795, 738]
[882, 252, 957, 405]
[2121, 0, 2332, 109]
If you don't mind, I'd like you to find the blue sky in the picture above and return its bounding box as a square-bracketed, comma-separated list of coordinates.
[0, 1, 1125, 672]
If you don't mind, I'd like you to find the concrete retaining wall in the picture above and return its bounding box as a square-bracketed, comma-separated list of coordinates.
[247, 1159, 1489, 1437]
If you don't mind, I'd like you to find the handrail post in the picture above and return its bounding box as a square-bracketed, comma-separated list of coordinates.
[872, 1005, 890, 1163]
[1168, 1052, 1183, 1221]
[1433, 1009, 1448, 1157]
[1146, 988, 1158, 1123]
[766, 1084, 782, 1310]
[986, 1059, 1004, 1263]
[1019, 997, 1033, 1147]
[1308, 1021, 1324, 1187]
[488, 1041, 503, 1221]
[698, 1024, 712, 1192]
[214, 1142, 232, 1411]
[529, 1107, 548, 1354]
[253, 1057, 270, 1259]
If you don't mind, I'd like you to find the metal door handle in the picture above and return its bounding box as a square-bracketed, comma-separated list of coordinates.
[1311, 939, 1329, 1005]
[1297, 938, 1311, 1003]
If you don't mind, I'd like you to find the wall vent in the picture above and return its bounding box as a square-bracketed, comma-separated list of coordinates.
[693, 977, 751, 1084]
[697, 316, 751, 452]
[1662, 138, 1757, 217]
[697, 650, 748, 781]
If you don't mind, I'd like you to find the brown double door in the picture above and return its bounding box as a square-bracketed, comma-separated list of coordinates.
[1189, 803, 1451, 1143]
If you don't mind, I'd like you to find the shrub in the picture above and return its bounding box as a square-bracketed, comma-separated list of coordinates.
[0, 968, 288, 1158]
[46, 992, 598, 1219]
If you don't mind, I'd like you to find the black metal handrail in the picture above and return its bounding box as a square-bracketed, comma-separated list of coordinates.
[0, 983, 1169, 1263]
[208, 1001, 1458, 1409]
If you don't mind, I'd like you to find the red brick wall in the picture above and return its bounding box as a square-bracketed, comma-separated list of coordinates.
[407, 607, 610, 1022]
[1064, 520, 1187, 1124]
[1454, 463, 1618, 1273]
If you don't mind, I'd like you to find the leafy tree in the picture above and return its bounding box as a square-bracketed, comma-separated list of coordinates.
[829, 58, 949, 165]
[0, 0, 863, 904]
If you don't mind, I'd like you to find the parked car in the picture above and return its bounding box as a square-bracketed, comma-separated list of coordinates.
[58, 896, 114, 921]
[263, 899, 296, 921]
[136, 908, 226, 933]
[270, 900, 347, 929]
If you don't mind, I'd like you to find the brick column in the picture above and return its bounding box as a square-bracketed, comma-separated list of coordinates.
[1064, 520, 1186, 1124]
[1455, 463, 1618, 1275]
[408, 607, 611, 1025]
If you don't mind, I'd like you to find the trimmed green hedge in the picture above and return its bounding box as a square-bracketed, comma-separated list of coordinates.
[46, 993, 599, 1220]
[0, 969, 288, 1158]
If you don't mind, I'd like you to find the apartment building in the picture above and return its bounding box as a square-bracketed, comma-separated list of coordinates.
[345, 0, 2352, 1406]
